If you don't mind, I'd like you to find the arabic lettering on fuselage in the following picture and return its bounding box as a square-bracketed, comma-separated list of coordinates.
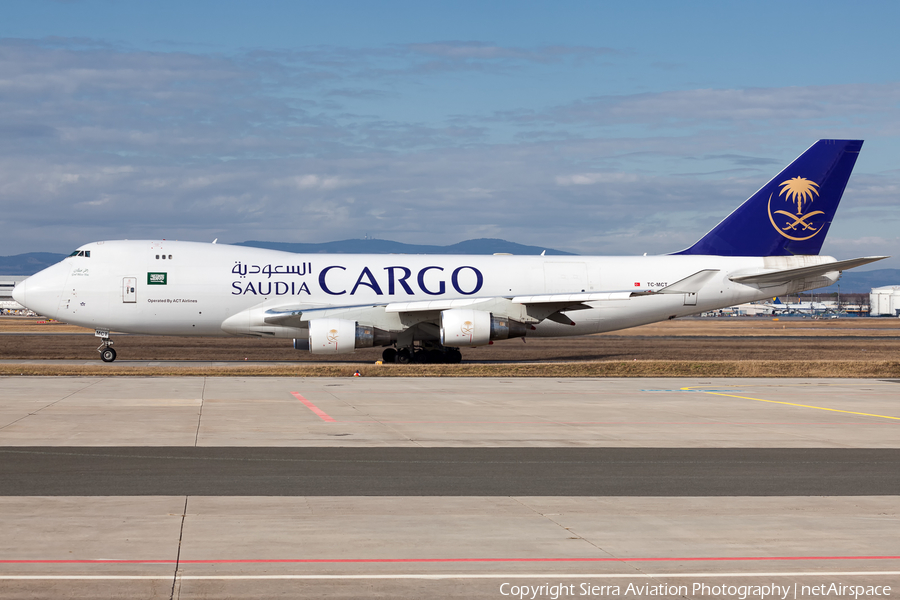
[232, 261, 312, 278]
[230, 262, 484, 297]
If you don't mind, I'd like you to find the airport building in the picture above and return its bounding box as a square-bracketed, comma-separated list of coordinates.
[0, 276, 28, 314]
[869, 285, 900, 317]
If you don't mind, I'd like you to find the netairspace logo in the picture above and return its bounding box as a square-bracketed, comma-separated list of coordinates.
[498, 581, 892, 599]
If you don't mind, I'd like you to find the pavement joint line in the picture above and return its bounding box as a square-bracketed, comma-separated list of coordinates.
[192, 378, 206, 447]
[170, 496, 189, 600]
[681, 387, 900, 421]
[0, 377, 105, 432]
[511, 497, 620, 565]
[2, 572, 900, 580]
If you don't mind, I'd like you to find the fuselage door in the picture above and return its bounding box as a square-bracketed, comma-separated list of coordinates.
[123, 277, 137, 303]
[543, 262, 589, 293]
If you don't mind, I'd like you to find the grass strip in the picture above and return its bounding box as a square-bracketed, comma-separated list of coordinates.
[0, 360, 898, 378]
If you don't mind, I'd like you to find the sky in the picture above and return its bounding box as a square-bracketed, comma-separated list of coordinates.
[2, 0, 899, 266]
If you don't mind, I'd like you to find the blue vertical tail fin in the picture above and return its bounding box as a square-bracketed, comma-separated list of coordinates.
[676, 140, 863, 256]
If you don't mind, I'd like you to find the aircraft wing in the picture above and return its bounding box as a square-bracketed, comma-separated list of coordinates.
[262, 268, 734, 329]
[387, 293, 637, 326]
[262, 303, 377, 328]
[729, 256, 888, 286]
[262, 290, 648, 330]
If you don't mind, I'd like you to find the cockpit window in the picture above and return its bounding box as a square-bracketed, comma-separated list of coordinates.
[68, 250, 91, 257]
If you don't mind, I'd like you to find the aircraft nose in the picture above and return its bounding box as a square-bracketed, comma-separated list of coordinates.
[14, 263, 68, 318]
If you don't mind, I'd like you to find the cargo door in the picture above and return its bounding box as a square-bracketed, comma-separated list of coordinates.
[543, 262, 588, 294]
[123, 277, 137, 303]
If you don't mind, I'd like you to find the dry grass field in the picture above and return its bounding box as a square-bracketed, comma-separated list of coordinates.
[1, 316, 899, 377]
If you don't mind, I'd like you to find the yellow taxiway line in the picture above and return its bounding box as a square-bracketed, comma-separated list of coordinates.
[680, 387, 900, 421]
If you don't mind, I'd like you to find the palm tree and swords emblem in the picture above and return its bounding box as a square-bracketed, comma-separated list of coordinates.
[767, 176, 825, 241]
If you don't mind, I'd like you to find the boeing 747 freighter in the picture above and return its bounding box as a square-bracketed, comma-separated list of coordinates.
[13, 140, 886, 363]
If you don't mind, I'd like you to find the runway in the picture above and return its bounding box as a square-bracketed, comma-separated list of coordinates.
[3, 447, 900, 496]
[1, 376, 899, 599]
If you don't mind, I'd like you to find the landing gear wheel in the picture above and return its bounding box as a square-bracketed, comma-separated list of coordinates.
[447, 348, 462, 364]
[382, 348, 397, 364]
[396, 348, 411, 364]
[100, 347, 117, 363]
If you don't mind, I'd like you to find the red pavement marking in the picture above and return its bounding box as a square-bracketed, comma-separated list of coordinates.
[2, 556, 898, 565]
[290, 392, 335, 422]
[336, 420, 890, 426]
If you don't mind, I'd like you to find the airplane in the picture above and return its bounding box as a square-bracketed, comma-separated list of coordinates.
[13, 139, 887, 364]
[0, 279, 28, 313]
[764, 297, 830, 315]
[0, 300, 28, 314]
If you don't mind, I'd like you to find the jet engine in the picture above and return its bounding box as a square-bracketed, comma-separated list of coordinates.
[295, 319, 393, 354]
[439, 309, 530, 347]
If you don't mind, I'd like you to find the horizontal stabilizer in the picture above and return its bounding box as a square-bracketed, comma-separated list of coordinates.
[729, 256, 888, 285]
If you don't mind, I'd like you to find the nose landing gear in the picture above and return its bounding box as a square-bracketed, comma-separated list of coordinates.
[97, 336, 117, 362]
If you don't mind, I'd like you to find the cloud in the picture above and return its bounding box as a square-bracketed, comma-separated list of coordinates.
[405, 41, 618, 64]
[555, 173, 640, 186]
[503, 84, 900, 134]
[695, 154, 782, 167]
[278, 175, 362, 191]
[325, 88, 392, 100]
[0, 37, 898, 269]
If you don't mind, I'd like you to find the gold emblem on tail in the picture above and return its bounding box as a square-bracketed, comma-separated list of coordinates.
[767, 177, 825, 241]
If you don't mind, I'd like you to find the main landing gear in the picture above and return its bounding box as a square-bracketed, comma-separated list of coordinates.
[98, 337, 117, 363]
[382, 344, 462, 364]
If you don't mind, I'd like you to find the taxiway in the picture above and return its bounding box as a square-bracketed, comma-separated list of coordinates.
[0, 376, 898, 599]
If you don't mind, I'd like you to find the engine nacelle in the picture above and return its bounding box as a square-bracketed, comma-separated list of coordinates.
[307, 318, 357, 354]
[440, 309, 529, 347]
[299, 319, 393, 354]
[440, 309, 490, 347]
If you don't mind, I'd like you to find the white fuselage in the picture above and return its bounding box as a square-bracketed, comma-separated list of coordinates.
[15, 240, 840, 342]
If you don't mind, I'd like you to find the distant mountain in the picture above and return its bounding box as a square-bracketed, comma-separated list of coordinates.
[0, 252, 66, 276]
[815, 269, 900, 294]
[236, 238, 576, 256]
